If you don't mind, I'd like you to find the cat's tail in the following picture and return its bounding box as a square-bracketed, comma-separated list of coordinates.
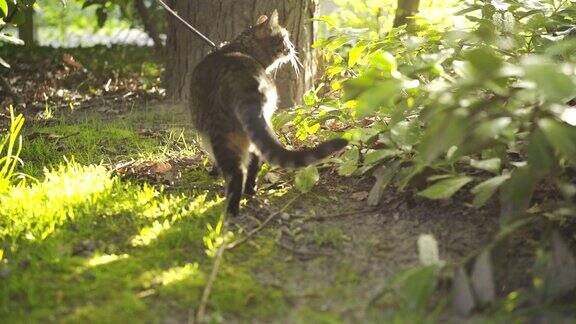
[235, 99, 348, 169]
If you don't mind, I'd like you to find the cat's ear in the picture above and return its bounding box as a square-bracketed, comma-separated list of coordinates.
[255, 14, 268, 26]
[255, 10, 280, 38]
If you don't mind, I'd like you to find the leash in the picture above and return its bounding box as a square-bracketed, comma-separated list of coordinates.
[153, 0, 218, 50]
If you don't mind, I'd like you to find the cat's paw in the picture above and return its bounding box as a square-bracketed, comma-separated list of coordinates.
[243, 186, 257, 196]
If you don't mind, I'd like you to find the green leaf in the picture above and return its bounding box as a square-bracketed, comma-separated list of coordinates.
[393, 266, 437, 311]
[500, 166, 538, 217]
[370, 51, 397, 73]
[527, 129, 555, 173]
[0, 0, 7, 16]
[348, 44, 365, 68]
[418, 112, 469, 164]
[538, 118, 576, 162]
[295, 165, 319, 193]
[364, 149, 401, 166]
[524, 59, 576, 102]
[418, 176, 473, 200]
[338, 147, 359, 176]
[391, 120, 420, 149]
[355, 81, 401, 118]
[396, 165, 424, 190]
[473, 117, 512, 140]
[470, 158, 501, 174]
[465, 46, 502, 76]
[303, 90, 319, 106]
[342, 127, 380, 143]
[342, 74, 375, 101]
[471, 174, 510, 208]
[0, 33, 25, 46]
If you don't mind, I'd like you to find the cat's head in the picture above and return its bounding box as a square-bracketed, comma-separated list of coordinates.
[239, 10, 300, 74]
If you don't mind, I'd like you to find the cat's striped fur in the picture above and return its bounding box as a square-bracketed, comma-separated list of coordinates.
[189, 11, 348, 216]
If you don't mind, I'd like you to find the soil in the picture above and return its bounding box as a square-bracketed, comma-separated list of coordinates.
[226, 171, 535, 322]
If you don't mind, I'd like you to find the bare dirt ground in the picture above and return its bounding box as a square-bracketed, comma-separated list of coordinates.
[233, 173, 532, 322]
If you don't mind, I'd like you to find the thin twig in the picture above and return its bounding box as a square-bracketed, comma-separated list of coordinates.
[225, 194, 302, 250]
[194, 221, 228, 324]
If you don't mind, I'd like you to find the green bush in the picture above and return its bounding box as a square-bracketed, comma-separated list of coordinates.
[296, 0, 576, 219]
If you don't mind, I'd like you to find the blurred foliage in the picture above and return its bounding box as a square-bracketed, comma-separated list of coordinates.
[0, 0, 36, 67]
[318, 0, 464, 38]
[35, 0, 130, 43]
[298, 0, 576, 217]
[288, 0, 576, 316]
[76, 0, 165, 31]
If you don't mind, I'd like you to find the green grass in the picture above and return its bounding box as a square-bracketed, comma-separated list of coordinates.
[21, 122, 156, 177]
[0, 106, 292, 322]
[0, 162, 289, 322]
[18, 105, 198, 178]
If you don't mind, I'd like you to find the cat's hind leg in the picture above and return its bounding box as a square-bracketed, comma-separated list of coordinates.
[244, 153, 261, 196]
[211, 132, 250, 216]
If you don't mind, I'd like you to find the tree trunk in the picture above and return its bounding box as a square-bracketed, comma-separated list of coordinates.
[165, 0, 316, 108]
[134, 0, 164, 54]
[17, 6, 35, 46]
[393, 0, 421, 31]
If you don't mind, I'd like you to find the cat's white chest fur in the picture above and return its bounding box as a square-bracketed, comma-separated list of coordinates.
[262, 90, 277, 125]
[258, 75, 277, 126]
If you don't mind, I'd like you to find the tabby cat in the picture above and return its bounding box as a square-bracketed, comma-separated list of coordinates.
[189, 10, 348, 216]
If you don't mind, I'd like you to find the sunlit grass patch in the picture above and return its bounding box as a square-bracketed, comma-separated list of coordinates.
[86, 253, 130, 267]
[0, 161, 223, 321]
[143, 263, 204, 287]
[20, 119, 160, 177]
[0, 154, 291, 322]
[19, 104, 203, 180]
[0, 163, 114, 243]
[130, 220, 172, 247]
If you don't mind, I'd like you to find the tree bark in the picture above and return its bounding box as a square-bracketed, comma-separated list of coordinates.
[17, 6, 35, 46]
[393, 0, 421, 31]
[134, 0, 164, 54]
[165, 0, 316, 108]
